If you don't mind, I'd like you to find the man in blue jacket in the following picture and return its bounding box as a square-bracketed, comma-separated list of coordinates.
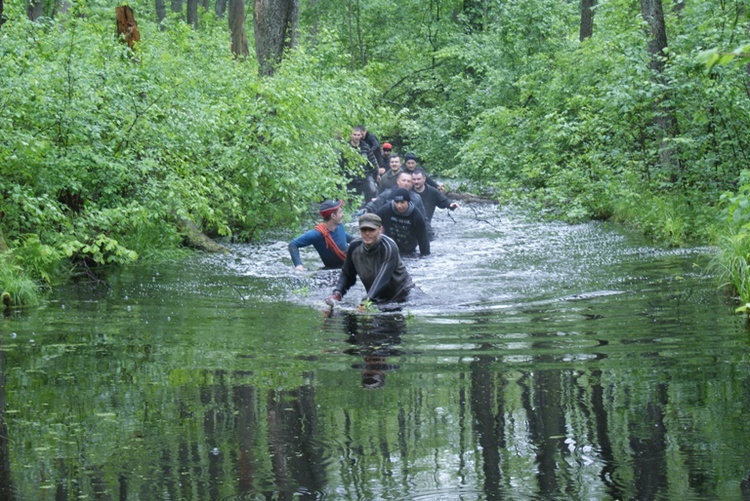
[289, 200, 354, 270]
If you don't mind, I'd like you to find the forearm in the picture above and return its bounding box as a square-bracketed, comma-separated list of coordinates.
[288, 242, 303, 267]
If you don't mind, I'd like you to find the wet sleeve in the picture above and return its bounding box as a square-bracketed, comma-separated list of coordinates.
[364, 193, 386, 213]
[334, 244, 359, 298]
[288, 230, 319, 267]
[414, 197, 426, 220]
[435, 190, 452, 209]
[416, 216, 430, 256]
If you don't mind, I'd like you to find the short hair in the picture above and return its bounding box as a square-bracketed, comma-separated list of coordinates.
[353, 125, 366, 133]
[397, 170, 412, 180]
[412, 168, 427, 177]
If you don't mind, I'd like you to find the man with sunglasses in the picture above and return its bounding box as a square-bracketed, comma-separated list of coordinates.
[326, 213, 414, 307]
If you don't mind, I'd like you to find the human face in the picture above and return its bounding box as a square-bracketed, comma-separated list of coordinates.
[405, 159, 417, 171]
[412, 173, 425, 190]
[350, 130, 362, 142]
[396, 174, 413, 190]
[389, 156, 402, 172]
[330, 207, 344, 224]
[359, 225, 382, 246]
[394, 200, 409, 214]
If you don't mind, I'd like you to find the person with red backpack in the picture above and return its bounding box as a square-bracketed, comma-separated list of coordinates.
[288, 200, 354, 270]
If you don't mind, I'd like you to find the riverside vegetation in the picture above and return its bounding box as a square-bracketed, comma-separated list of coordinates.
[2, 0, 750, 309]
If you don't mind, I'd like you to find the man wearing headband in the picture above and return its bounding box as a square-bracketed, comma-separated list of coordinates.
[326, 213, 414, 307]
[288, 200, 353, 270]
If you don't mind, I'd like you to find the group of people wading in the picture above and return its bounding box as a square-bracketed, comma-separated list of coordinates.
[288, 127, 460, 310]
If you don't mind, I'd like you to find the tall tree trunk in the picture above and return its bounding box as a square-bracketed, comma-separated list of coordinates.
[171, 0, 182, 14]
[641, 0, 681, 179]
[116, 5, 140, 49]
[579, 0, 595, 41]
[27, 0, 43, 20]
[155, 0, 167, 24]
[0, 0, 7, 31]
[186, 0, 198, 28]
[214, 0, 226, 18]
[228, 0, 249, 58]
[253, 0, 299, 76]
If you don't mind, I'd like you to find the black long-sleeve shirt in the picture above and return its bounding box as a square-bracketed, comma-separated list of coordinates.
[376, 202, 430, 256]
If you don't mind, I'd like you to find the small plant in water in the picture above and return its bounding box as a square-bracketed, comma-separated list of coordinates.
[357, 299, 377, 313]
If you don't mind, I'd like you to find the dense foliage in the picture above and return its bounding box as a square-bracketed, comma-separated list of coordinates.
[3, 0, 750, 305]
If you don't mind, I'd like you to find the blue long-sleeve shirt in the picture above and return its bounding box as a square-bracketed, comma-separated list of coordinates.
[288, 224, 353, 268]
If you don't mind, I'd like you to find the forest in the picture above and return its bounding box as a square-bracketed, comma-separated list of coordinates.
[3, 0, 750, 307]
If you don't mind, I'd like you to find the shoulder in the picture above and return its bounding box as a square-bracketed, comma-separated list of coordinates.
[291, 228, 320, 243]
[380, 235, 399, 250]
[376, 204, 393, 217]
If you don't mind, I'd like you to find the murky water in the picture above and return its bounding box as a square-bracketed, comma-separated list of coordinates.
[1, 203, 749, 500]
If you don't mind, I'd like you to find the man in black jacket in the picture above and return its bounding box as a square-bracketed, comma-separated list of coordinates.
[411, 168, 459, 239]
[365, 171, 426, 218]
[326, 213, 414, 307]
[376, 188, 430, 257]
[343, 126, 379, 204]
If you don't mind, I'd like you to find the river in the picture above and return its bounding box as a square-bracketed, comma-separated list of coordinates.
[1, 201, 749, 500]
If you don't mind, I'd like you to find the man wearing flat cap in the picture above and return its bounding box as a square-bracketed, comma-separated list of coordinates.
[289, 200, 354, 270]
[326, 213, 414, 307]
[376, 188, 430, 257]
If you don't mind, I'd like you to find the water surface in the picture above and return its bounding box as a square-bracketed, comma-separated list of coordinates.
[1, 203, 748, 500]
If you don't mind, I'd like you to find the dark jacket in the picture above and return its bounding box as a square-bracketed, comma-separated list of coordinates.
[334, 235, 413, 303]
[414, 184, 455, 222]
[377, 168, 404, 194]
[376, 202, 430, 256]
[365, 188, 426, 219]
[362, 131, 386, 170]
[404, 167, 439, 189]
